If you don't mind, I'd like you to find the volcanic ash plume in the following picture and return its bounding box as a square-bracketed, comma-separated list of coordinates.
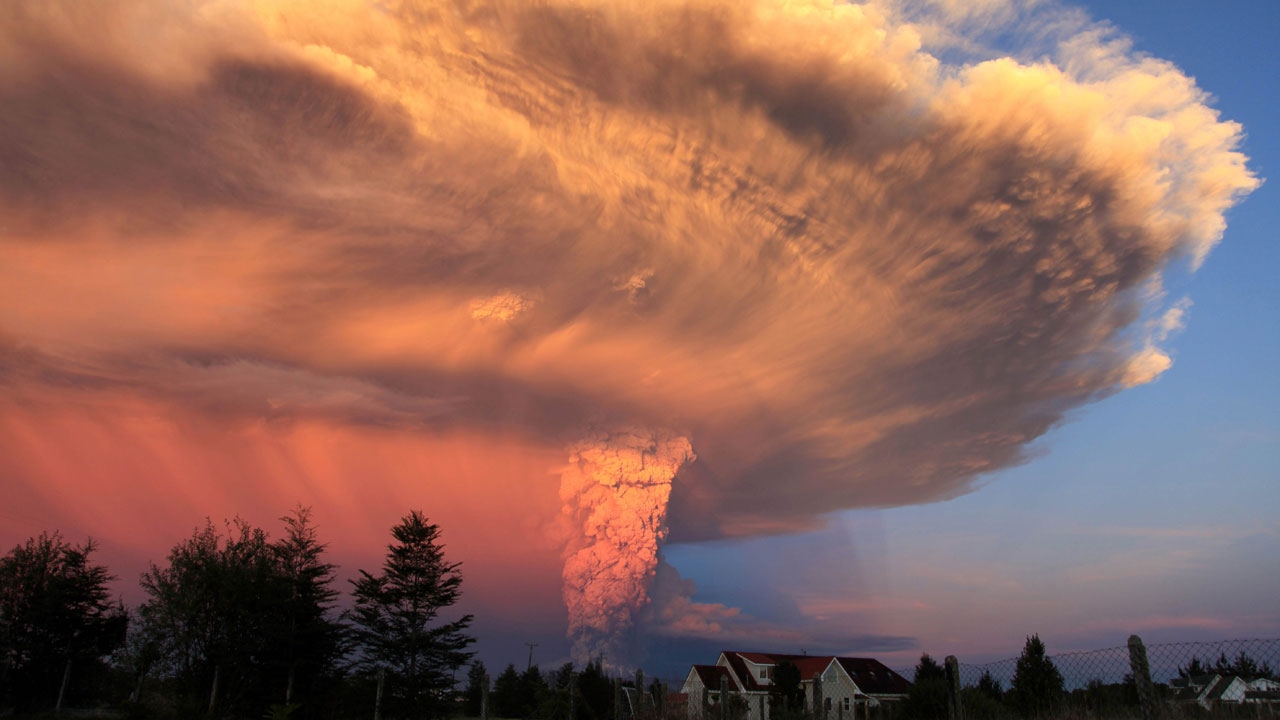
[559, 427, 695, 663]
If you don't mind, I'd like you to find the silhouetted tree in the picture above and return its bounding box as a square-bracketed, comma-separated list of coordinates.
[1206, 651, 1275, 680]
[769, 660, 805, 718]
[1178, 657, 1209, 679]
[494, 663, 523, 717]
[349, 511, 475, 719]
[139, 518, 288, 716]
[553, 662, 574, 691]
[915, 654, 946, 684]
[273, 506, 346, 711]
[0, 532, 126, 712]
[519, 664, 548, 717]
[975, 670, 1003, 701]
[1070, 677, 1138, 718]
[108, 607, 168, 706]
[465, 661, 488, 716]
[1009, 635, 1063, 719]
[574, 658, 613, 720]
[960, 670, 1009, 720]
[534, 663, 576, 720]
[905, 654, 948, 720]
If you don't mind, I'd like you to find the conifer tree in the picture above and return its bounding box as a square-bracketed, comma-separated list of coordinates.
[274, 506, 345, 709]
[1009, 635, 1064, 718]
[493, 664, 522, 718]
[464, 661, 488, 717]
[350, 511, 475, 718]
[905, 654, 948, 720]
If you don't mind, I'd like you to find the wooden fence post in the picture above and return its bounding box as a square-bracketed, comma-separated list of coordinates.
[1128, 635, 1158, 720]
[719, 675, 729, 720]
[945, 656, 963, 720]
[482, 672, 490, 720]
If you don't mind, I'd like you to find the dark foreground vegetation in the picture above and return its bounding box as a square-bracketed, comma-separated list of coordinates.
[899, 636, 1277, 720]
[3, 514, 1276, 720]
[0, 508, 473, 719]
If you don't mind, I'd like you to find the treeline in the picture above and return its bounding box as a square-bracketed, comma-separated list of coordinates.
[904, 636, 1277, 720]
[1178, 653, 1277, 681]
[460, 659, 670, 720]
[0, 508, 474, 719]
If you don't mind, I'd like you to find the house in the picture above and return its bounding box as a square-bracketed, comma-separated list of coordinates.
[1172, 674, 1280, 709]
[681, 651, 911, 720]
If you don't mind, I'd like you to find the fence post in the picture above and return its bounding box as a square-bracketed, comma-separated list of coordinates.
[482, 672, 490, 720]
[1128, 635, 1157, 720]
[814, 673, 825, 719]
[719, 676, 729, 720]
[374, 668, 385, 720]
[945, 656, 963, 720]
[569, 672, 576, 720]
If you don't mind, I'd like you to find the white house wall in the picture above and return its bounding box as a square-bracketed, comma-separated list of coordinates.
[819, 664, 866, 718]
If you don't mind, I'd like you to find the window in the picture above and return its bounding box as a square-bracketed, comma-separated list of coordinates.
[760, 666, 772, 680]
[843, 698, 852, 712]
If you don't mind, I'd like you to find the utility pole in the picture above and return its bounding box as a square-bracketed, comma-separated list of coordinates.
[526, 643, 540, 671]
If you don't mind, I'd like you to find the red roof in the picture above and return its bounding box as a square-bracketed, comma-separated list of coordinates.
[693, 665, 736, 690]
[717, 652, 912, 697]
[835, 658, 912, 696]
[722, 653, 768, 692]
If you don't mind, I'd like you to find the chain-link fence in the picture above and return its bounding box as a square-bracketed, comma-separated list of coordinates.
[893, 637, 1280, 718]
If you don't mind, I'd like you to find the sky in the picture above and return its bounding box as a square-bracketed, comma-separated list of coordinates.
[0, 0, 1275, 679]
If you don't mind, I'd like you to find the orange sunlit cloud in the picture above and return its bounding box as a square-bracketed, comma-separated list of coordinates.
[0, 0, 1258, 662]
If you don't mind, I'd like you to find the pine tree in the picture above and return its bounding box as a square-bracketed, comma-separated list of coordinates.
[464, 661, 488, 717]
[518, 664, 547, 717]
[1178, 657, 1209, 679]
[493, 664, 523, 718]
[573, 658, 613, 720]
[1009, 635, 1064, 718]
[905, 654, 948, 720]
[914, 654, 946, 684]
[273, 506, 345, 710]
[350, 511, 475, 719]
[976, 670, 1003, 701]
